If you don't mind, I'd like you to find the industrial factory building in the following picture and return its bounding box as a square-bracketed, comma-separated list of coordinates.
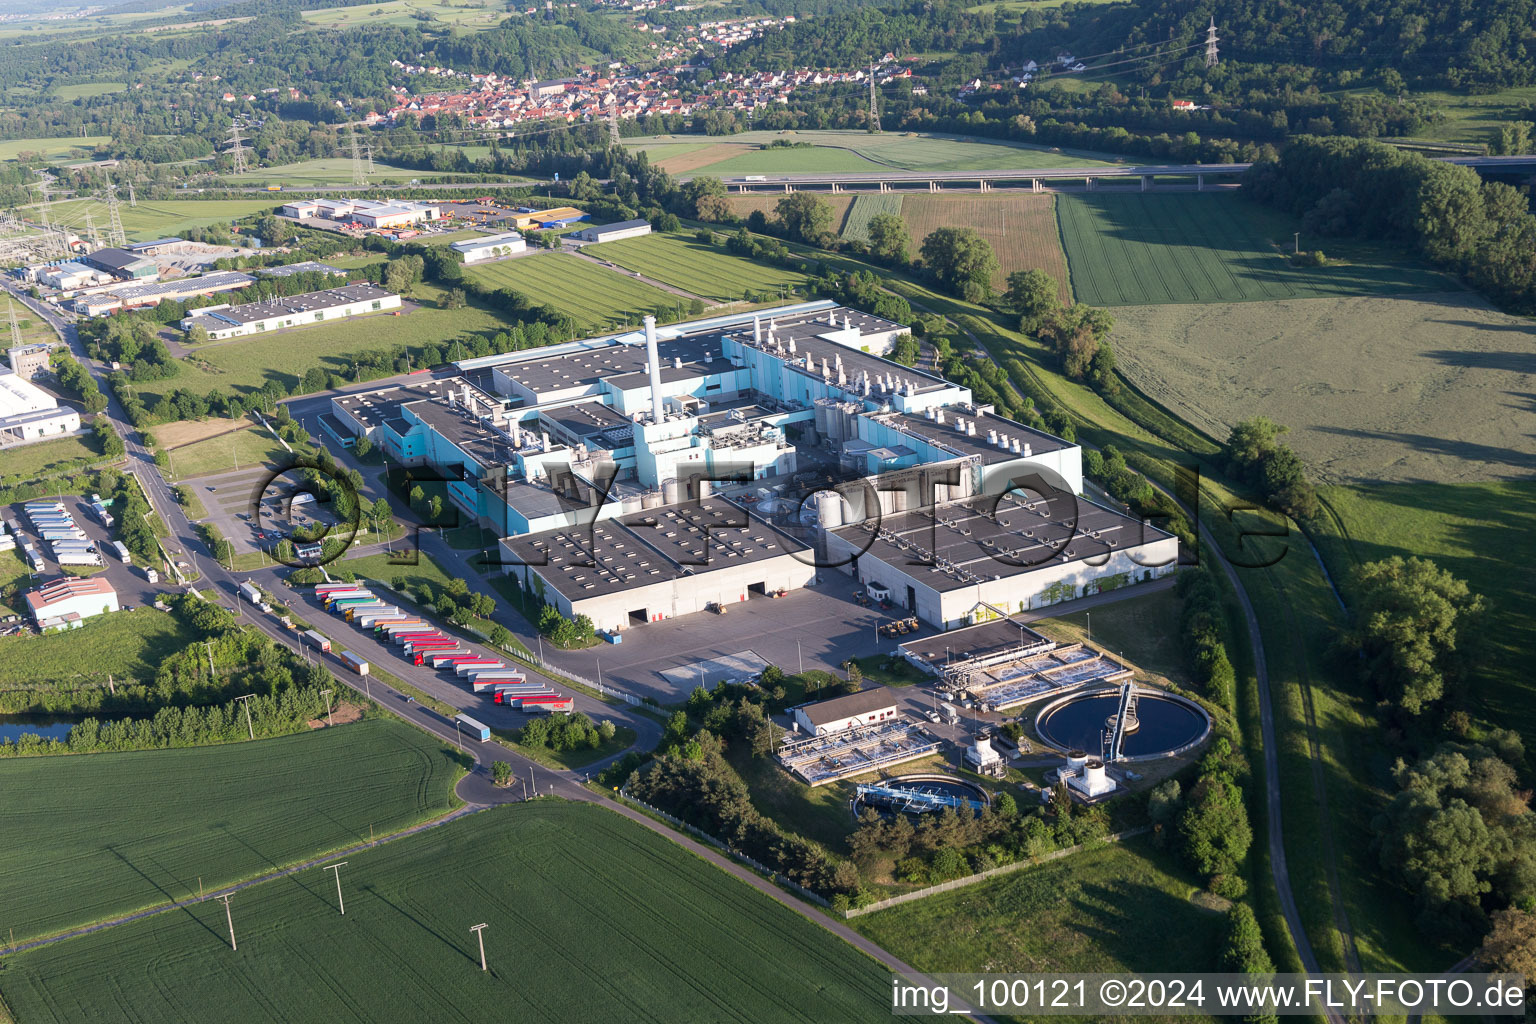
[0, 371, 80, 443]
[574, 219, 652, 243]
[319, 298, 1178, 633]
[71, 270, 256, 317]
[179, 283, 400, 340]
[278, 197, 441, 229]
[25, 576, 119, 630]
[791, 686, 900, 737]
[450, 231, 528, 264]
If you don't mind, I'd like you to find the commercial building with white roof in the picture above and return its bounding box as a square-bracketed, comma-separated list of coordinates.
[450, 232, 527, 264]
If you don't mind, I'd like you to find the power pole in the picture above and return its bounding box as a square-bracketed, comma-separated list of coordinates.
[867, 61, 881, 133]
[470, 923, 489, 971]
[84, 211, 102, 251]
[217, 894, 237, 950]
[227, 124, 249, 175]
[127, 181, 137, 207]
[102, 170, 127, 249]
[607, 98, 621, 148]
[234, 692, 255, 739]
[324, 861, 348, 915]
[348, 125, 366, 186]
[8, 299, 23, 349]
[365, 142, 375, 175]
[1205, 17, 1219, 68]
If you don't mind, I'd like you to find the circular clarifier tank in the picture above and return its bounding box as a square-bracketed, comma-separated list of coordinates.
[1034, 689, 1210, 761]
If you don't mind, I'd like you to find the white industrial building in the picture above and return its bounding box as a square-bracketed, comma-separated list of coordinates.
[0, 371, 80, 443]
[278, 197, 440, 229]
[179, 283, 400, 340]
[450, 231, 528, 264]
[575, 219, 652, 243]
[792, 686, 900, 736]
[38, 262, 109, 291]
[25, 576, 119, 629]
[501, 496, 816, 632]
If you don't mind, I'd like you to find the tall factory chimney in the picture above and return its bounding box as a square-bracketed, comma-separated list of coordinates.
[644, 315, 664, 422]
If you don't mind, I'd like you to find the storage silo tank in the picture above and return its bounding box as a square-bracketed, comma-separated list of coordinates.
[1067, 750, 1089, 774]
[814, 489, 845, 530]
[661, 477, 682, 505]
[695, 477, 712, 499]
[641, 490, 663, 509]
[1083, 759, 1109, 791]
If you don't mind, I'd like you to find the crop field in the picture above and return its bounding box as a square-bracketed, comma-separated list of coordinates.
[1108, 290, 1536, 484]
[1, 801, 892, 1022]
[51, 81, 126, 99]
[0, 136, 111, 162]
[1057, 193, 1453, 306]
[0, 607, 199, 691]
[464, 252, 678, 329]
[41, 197, 281, 242]
[586, 232, 811, 302]
[0, 719, 461, 943]
[905, 193, 1071, 298]
[840, 194, 904, 243]
[224, 157, 444, 186]
[626, 129, 1126, 175]
[1, 432, 102, 483]
[133, 284, 509, 414]
[852, 838, 1223, 1017]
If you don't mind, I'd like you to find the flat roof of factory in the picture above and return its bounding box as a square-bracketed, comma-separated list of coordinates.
[493, 332, 721, 396]
[833, 490, 1173, 593]
[331, 376, 486, 431]
[503, 496, 809, 600]
[901, 617, 1052, 668]
[879, 409, 1072, 463]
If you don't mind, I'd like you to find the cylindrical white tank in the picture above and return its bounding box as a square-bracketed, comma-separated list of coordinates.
[641, 490, 662, 509]
[1067, 750, 1088, 774]
[1084, 759, 1108, 789]
[814, 490, 845, 530]
[661, 478, 681, 504]
[696, 477, 712, 499]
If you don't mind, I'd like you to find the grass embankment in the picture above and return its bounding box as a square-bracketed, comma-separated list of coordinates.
[464, 252, 678, 330]
[587, 232, 811, 302]
[492, 724, 637, 772]
[0, 718, 462, 943]
[0, 802, 892, 1023]
[1, 434, 104, 483]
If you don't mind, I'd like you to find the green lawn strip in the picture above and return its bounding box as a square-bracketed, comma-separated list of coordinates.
[0, 802, 892, 1024]
[587, 232, 810, 302]
[0, 718, 462, 944]
[0, 434, 104, 484]
[490, 724, 637, 772]
[847, 653, 929, 687]
[463, 252, 677, 330]
[0, 547, 30, 615]
[164, 423, 301, 480]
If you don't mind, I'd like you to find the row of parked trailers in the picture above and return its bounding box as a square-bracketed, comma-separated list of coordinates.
[313, 583, 572, 713]
[23, 501, 101, 567]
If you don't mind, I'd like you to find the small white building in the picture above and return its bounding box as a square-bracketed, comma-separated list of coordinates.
[792, 686, 900, 737]
[450, 231, 528, 264]
[575, 219, 653, 243]
[38, 263, 106, 291]
[25, 576, 119, 627]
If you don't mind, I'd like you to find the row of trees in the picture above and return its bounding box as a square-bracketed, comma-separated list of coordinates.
[518, 712, 618, 753]
[1149, 738, 1256, 901]
[1175, 567, 1239, 711]
[1223, 417, 1319, 521]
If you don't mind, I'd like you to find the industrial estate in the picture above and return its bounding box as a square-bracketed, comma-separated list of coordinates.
[0, 0, 1532, 1019]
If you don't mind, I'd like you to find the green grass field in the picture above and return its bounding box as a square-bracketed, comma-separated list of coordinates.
[301, 0, 508, 30]
[852, 837, 1224, 1011]
[0, 607, 198, 689]
[1056, 193, 1453, 306]
[0, 136, 110, 162]
[51, 81, 126, 99]
[840, 194, 903, 243]
[1036, 586, 1195, 690]
[40, 197, 279, 242]
[0, 432, 102, 483]
[1, 801, 892, 1022]
[586, 232, 810, 302]
[464, 252, 678, 329]
[341, 550, 456, 594]
[626, 129, 1128, 175]
[224, 157, 457, 186]
[0, 719, 461, 943]
[134, 284, 507, 413]
[165, 423, 295, 479]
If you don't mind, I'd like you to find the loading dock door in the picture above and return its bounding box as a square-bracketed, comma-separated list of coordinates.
[748, 582, 767, 597]
[905, 585, 916, 611]
[629, 608, 647, 625]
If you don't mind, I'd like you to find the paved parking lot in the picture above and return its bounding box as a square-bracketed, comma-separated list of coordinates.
[183, 466, 353, 559]
[4, 496, 169, 615]
[555, 569, 943, 702]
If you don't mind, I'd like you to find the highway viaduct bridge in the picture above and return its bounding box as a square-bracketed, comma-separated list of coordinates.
[685, 154, 1536, 195]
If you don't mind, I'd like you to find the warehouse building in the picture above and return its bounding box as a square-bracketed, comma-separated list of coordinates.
[0, 371, 79, 443]
[25, 576, 119, 629]
[71, 270, 256, 317]
[278, 197, 440, 229]
[501, 497, 816, 632]
[792, 686, 900, 736]
[80, 248, 158, 282]
[179, 283, 400, 340]
[38, 262, 109, 291]
[506, 206, 586, 229]
[574, 219, 652, 243]
[450, 232, 527, 264]
[256, 261, 349, 279]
